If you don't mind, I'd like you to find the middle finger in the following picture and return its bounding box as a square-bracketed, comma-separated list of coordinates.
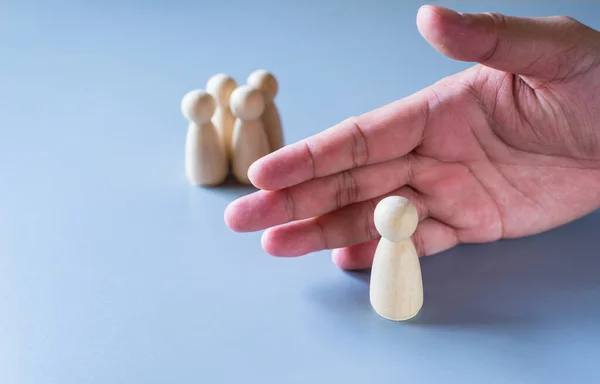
[225, 154, 417, 232]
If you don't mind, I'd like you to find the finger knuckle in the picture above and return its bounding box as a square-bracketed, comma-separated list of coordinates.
[334, 170, 359, 209]
[349, 117, 370, 168]
[478, 12, 506, 62]
[302, 139, 317, 179]
[556, 15, 580, 26]
[283, 189, 296, 221]
[484, 12, 509, 30]
[412, 229, 426, 257]
[363, 198, 379, 240]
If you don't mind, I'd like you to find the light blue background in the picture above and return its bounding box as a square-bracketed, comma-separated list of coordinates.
[1, 1, 600, 383]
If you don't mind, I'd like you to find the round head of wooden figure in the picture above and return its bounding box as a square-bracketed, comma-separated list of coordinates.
[229, 85, 265, 121]
[181, 89, 216, 125]
[247, 69, 278, 103]
[206, 73, 237, 108]
[374, 196, 419, 242]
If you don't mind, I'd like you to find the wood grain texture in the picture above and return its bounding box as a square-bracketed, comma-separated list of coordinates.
[262, 101, 284, 152]
[231, 118, 270, 184]
[212, 106, 236, 158]
[185, 121, 229, 186]
[247, 69, 284, 152]
[369, 237, 423, 321]
[207, 74, 237, 160]
[370, 195, 423, 321]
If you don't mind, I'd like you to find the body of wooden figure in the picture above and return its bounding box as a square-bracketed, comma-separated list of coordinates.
[181, 89, 228, 186]
[247, 69, 283, 152]
[369, 196, 423, 321]
[206, 73, 237, 159]
[230, 85, 270, 184]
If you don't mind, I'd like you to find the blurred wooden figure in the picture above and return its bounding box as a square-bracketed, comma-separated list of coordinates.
[206, 73, 237, 160]
[230, 85, 270, 184]
[369, 196, 424, 321]
[247, 69, 284, 152]
[180, 89, 228, 186]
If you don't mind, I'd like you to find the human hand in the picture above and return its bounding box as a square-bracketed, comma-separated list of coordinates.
[224, 5, 600, 270]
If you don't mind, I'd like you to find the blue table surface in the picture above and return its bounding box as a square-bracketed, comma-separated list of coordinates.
[2, 1, 600, 383]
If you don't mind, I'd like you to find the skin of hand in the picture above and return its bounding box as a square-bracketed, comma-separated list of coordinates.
[224, 5, 600, 270]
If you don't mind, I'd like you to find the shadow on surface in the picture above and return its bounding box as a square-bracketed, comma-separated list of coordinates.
[306, 269, 372, 319]
[413, 211, 600, 327]
[203, 174, 258, 199]
[309, 211, 600, 329]
[344, 269, 370, 284]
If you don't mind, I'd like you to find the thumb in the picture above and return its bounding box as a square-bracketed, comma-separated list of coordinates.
[416, 5, 600, 81]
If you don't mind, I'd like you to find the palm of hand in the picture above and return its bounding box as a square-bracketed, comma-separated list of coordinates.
[225, 7, 600, 269]
[402, 64, 600, 255]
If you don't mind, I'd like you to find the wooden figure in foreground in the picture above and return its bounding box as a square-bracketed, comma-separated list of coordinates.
[230, 85, 270, 184]
[180, 89, 228, 186]
[247, 69, 284, 152]
[369, 196, 423, 321]
[206, 73, 237, 159]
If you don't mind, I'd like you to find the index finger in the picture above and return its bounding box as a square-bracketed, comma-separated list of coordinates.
[247, 90, 429, 191]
